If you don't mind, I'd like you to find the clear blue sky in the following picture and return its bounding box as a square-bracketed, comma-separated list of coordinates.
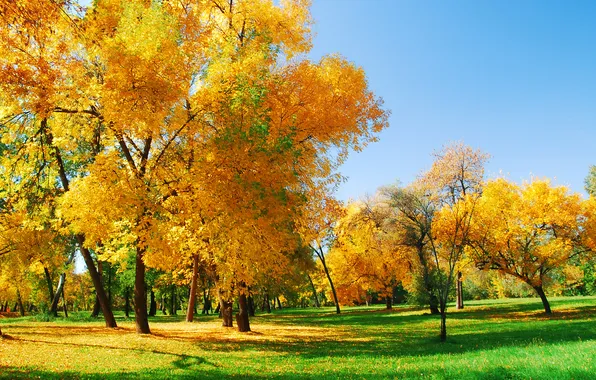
[308, 0, 596, 200]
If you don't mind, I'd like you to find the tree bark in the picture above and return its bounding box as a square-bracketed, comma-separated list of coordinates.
[276, 297, 282, 310]
[124, 287, 131, 318]
[16, 288, 25, 317]
[81, 247, 117, 327]
[440, 311, 447, 342]
[314, 245, 340, 314]
[263, 294, 271, 313]
[149, 290, 157, 316]
[221, 299, 233, 327]
[44, 267, 55, 303]
[169, 285, 177, 316]
[50, 273, 66, 316]
[236, 292, 251, 332]
[62, 287, 68, 318]
[533, 285, 552, 314]
[386, 295, 393, 310]
[134, 246, 151, 334]
[307, 274, 320, 307]
[456, 271, 464, 310]
[186, 254, 199, 322]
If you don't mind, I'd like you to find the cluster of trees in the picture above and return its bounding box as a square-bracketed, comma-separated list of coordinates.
[326, 143, 596, 340]
[0, 0, 387, 335]
[0, 1, 593, 343]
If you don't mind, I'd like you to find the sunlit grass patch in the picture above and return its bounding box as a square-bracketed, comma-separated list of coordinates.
[1, 296, 595, 379]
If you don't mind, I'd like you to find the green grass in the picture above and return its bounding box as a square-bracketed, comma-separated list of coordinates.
[1, 296, 595, 379]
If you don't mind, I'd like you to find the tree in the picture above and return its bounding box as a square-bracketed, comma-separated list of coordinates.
[329, 199, 411, 308]
[468, 179, 586, 314]
[1, 0, 387, 335]
[417, 142, 489, 341]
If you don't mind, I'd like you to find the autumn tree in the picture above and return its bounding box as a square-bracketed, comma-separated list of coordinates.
[416, 142, 488, 341]
[468, 179, 587, 314]
[329, 199, 411, 309]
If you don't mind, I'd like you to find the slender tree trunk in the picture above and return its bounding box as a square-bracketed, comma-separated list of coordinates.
[386, 295, 392, 310]
[202, 289, 210, 314]
[186, 254, 199, 322]
[321, 259, 340, 314]
[149, 290, 157, 316]
[161, 294, 167, 315]
[124, 288, 131, 318]
[16, 288, 25, 317]
[236, 292, 250, 332]
[62, 287, 68, 318]
[440, 310, 447, 342]
[81, 247, 117, 327]
[44, 267, 55, 303]
[456, 271, 464, 310]
[134, 246, 150, 334]
[169, 286, 176, 316]
[533, 285, 552, 314]
[50, 273, 66, 316]
[276, 297, 282, 310]
[307, 274, 320, 307]
[49, 131, 116, 327]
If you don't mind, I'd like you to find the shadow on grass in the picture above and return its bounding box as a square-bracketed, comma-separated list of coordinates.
[1, 365, 594, 380]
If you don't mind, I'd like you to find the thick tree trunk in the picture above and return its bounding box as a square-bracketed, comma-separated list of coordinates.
[236, 293, 251, 332]
[456, 271, 464, 310]
[44, 267, 55, 303]
[80, 245, 117, 327]
[134, 247, 150, 334]
[62, 287, 68, 318]
[149, 290, 157, 316]
[124, 288, 131, 318]
[440, 311, 447, 342]
[386, 295, 393, 310]
[16, 288, 25, 317]
[533, 285, 552, 314]
[308, 274, 320, 307]
[186, 254, 199, 322]
[221, 299, 233, 327]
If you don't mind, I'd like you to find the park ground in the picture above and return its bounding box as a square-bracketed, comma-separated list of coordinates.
[0, 296, 595, 379]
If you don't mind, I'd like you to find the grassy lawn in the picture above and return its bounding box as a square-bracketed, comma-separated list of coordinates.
[1, 296, 595, 379]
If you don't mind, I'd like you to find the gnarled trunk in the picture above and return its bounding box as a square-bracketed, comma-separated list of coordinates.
[186, 254, 199, 322]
